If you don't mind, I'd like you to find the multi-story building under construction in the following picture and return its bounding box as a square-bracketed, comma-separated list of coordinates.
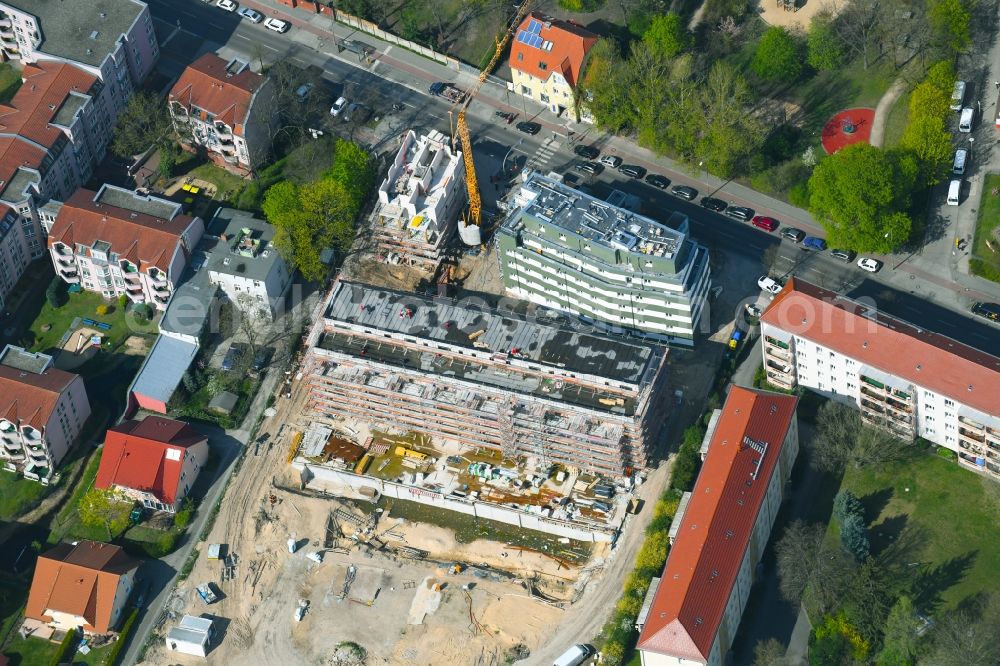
[303, 281, 672, 475]
[372, 129, 465, 271]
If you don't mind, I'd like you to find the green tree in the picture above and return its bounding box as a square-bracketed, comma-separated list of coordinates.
[635, 530, 670, 574]
[833, 489, 864, 524]
[928, 0, 971, 53]
[752, 27, 802, 81]
[643, 13, 692, 59]
[840, 513, 870, 561]
[581, 40, 634, 132]
[877, 595, 920, 665]
[900, 64, 956, 184]
[45, 277, 67, 309]
[697, 62, 766, 177]
[158, 142, 178, 179]
[807, 13, 843, 71]
[111, 92, 173, 158]
[925, 60, 956, 96]
[753, 637, 787, 665]
[808, 143, 915, 252]
[329, 139, 375, 210]
[78, 488, 131, 541]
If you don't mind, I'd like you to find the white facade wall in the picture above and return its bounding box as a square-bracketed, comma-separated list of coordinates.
[0, 208, 30, 307]
[209, 261, 290, 320]
[107, 568, 136, 631]
[0, 373, 90, 480]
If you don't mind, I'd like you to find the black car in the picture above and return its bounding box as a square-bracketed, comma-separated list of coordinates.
[221, 342, 249, 372]
[251, 346, 274, 374]
[618, 164, 647, 179]
[830, 249, 857, 262]
[573, 144, 600, 159]
[727, 206, 755, 221]
[700, 197, 727, 212]
[645, 173, 670, 189]
[781, 227, 806, 242]
[574, 161, 603, 175]
[516, 121, 541, 135]
[971, 302, 1000, 322]
[671, 185, 698, 200]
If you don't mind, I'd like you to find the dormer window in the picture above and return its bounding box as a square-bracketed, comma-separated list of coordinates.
[539, 62, 547, 71]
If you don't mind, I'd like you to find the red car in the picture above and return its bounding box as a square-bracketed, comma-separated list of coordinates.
[751, 215, 779, 232]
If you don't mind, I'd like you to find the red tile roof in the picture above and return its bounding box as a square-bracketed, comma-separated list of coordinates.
[510, 13, 598, 88]
[0, 135, 47, 197]
[25, 540, 138, 634]
[95, 416, 207, 505]
[0, 357, 79, 431]
[761, 278, 1000, 416]
[48, 188, 194, 273]
[169, 54, 264, 136]
[0, 62, 98, 151]
[637, 387, 798, 661]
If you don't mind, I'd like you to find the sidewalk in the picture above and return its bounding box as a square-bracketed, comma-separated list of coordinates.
[239, 0, 1000, 304]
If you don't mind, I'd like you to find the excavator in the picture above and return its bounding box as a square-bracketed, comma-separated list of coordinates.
[452, 0, 535, 247]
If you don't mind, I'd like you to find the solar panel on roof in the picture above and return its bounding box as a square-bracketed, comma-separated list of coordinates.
[529, 34, 543, 48]
[516, 30, 528, 43]
[528, 19, 542, 34]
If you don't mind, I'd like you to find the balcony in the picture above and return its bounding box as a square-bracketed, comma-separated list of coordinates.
[958, 415, 984, 429]
[764, 335, 790, 350]
[766, 372, 794, 389]
[860, 386, 885, 402]
[860, 399, 885, 414]
[766, 359, 793, 375]
[892, 388, 912, 401]
[764, 345, 792, 362]
[884, 397, 911, 414]
[214, 122, 232, 135]
[57, 268, 79, 283]
[959, 427, 986, 443]
[860, 375, 885, 390]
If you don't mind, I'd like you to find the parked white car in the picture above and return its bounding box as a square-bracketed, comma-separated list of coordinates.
[216, 0, 238, 11]
[330, 96, 348, 117]
[238, 7, 263, 22]
[263, 17, 290, 33]
[856, 257, 883, 273]
[757, 276, 782, 295]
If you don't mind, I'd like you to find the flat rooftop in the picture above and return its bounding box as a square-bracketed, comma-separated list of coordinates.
[508, 173, 685, 260]
[9, 0, 145, 68]
[0, 345, 52, 374]
[200, 208, 282, 282]
[52, 91, 89, 126]
[94, 185, 179, 220]
[0, 168, 40, 205]
[322, 281, 660, 387]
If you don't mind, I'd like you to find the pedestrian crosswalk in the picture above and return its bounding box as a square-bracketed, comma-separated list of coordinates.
[527, 140, 559, 169]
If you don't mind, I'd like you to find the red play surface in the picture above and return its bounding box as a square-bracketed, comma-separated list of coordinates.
[821, 108, 875, 154]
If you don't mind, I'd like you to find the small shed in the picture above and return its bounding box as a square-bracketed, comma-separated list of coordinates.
[165, 615, 214, 657]
[207, 391, 239, 415]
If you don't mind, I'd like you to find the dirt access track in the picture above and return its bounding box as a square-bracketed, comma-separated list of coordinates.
[141, 373, 575, 666]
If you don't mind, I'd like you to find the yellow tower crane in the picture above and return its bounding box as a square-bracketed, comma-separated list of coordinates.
[452, 0, 534, 245]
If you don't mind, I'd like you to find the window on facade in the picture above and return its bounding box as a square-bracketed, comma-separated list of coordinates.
[944, 398, 955, 407]
[520, 85, 532, 96]
[540, 93, 550, 103]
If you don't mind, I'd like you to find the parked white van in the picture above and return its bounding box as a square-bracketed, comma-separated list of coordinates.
[951, 81, 966, 111]
[947, 179, 961, 206]
[953, 149, 967, 175]
[959, 107, 974, 132]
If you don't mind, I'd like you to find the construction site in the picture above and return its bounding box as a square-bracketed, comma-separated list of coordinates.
[142, 349, 645, 666]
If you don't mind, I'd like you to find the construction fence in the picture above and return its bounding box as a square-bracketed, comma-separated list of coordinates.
[333, 10, 461, 70]
[293, 461, 619, 543]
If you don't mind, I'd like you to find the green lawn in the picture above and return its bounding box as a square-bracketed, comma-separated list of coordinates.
[0, 470, 53, 522]
[2, 635, 59, 665]
[791, 58, 897, 136]
[48, 451, 114, 546]
[174, 158, 247, 205]
[0, 62, 21, 103]
[27, 290, 152, 355]
[837, 451, 1000, 610]
[882, 87, 912, 148]
[971, 174, 1000, 283]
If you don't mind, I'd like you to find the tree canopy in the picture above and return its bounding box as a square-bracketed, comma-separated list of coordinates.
[78, 488, 131, 540]
[808, 143, 916, 253]
[642, 13, 692, 60]
[752, 27, 802, 81]
[263, 140, 375, 281]
[928, 0, 972, 53]
[807, 13, 843, 71]
[900, 61, 956, 185]
[111, 92, 173, 159]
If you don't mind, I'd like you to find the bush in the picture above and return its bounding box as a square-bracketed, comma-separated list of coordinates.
[174, 499, 195, 529]
[45, 277, 67, 309]
[49, 628, 77, 666]
[96, 304, 110, 316]
[106, 607, 140, 665]
[670, 424, 705, 492]
[833, 489, 864, 524]
[936, 447, 957, 460]
[752, 364, 767, 388]
[117, 294, 128, 308]
[124, 530, 178, 558]
[789, 182, 810, 207]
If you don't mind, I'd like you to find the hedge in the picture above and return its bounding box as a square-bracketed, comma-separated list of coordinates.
[107, 607, 140, 665]
[49, 628, 77, 666]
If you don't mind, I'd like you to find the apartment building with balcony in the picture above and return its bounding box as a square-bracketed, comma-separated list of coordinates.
[0, 344, 91, 482]
[47, 185, 205, 310]
[637, 387, 799, 666]
[303, 280, 672, 476]
[168, 54, 276, 176]
[0, 204, 30, 308]
[760, 278, 1000, 478]
[373, 129, 465, 271]
[497, 172, 711, 346]
[0, 0, 157, 110]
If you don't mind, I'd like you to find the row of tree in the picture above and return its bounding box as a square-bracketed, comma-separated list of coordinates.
[263, 139, 376, 281]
